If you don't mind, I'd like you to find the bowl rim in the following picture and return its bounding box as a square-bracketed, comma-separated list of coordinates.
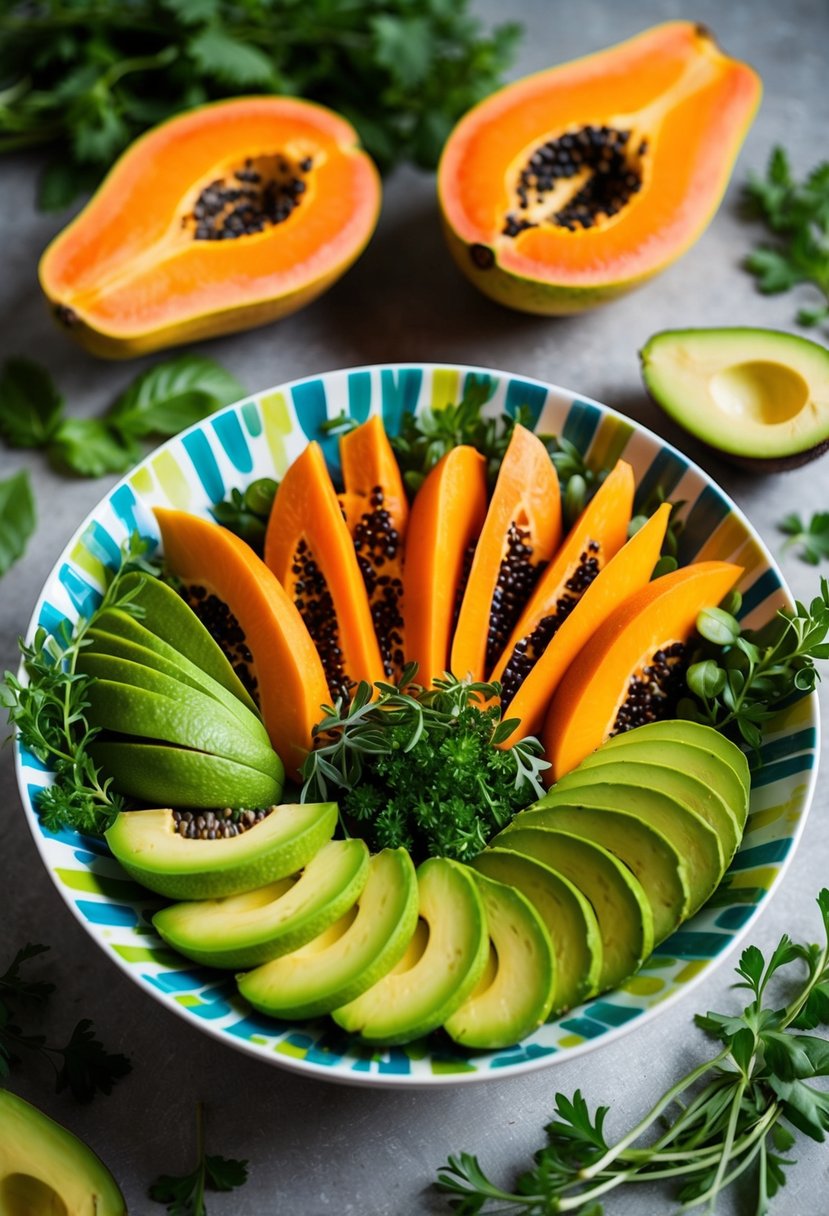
[14, 360, 820, 1088]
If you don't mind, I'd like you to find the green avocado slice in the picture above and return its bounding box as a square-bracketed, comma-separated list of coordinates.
[555, 760, 741, 860]
[153, 838, 370, 968]
[90, 741, 282, 809]
[443, 869, 556, 1049]
[513, 804, 689, 944]
[332, 857, 488, 1045]
[493, 827, 653, 990]
[106, 803, 338, 900]
[238, 848, 419, 1020]
[472, 848, 602, 1012]
[536, 784, 723, 916]
[0, 1089, 125, 1216]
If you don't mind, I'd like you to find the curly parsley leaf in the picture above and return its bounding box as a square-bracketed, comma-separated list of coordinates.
[779, 512, 829, 565]
[54, 1018, 132, 1102]
[0, 468, 36, 577]
[149, 1104, 248, 1216]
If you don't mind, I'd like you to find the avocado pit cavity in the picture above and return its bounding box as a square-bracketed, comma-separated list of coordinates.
[709, 360, 810, 425]
[184, 153, 314, 241]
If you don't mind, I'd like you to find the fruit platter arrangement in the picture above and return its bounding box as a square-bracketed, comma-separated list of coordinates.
[13, 363, 819, 1084]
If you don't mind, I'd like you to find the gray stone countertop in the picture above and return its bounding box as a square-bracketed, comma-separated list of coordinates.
[2, 1, 828, 1212]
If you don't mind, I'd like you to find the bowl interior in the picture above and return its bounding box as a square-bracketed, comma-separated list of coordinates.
[16, 363, 818, 1087]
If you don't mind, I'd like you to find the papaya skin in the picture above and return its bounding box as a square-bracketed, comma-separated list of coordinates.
[438, 22, 761, 315]
[38, 97, 381, 358]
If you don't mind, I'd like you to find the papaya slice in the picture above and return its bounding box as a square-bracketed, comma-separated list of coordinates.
[543, 560, 743, 778]
[39, 97, 381, 357]
[496, 502, 670, 742]
[265, 441, 384, 700]
[338, 416, 409, 679]
[451, 424, 561, 681]
[403, 445, 488, 689]
[154, 508, 328, 780]
[438, 22, 761, 315]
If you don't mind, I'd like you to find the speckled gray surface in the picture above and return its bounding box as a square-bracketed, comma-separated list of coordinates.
[2, 2, 829, 1212]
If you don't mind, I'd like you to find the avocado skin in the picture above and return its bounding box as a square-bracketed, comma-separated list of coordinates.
[0, 1090, 125, 1216]
[90, 741, 282, 809]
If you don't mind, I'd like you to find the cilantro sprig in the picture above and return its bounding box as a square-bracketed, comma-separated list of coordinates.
[149, 1103, 248, 1216]
[0, 943, 130, 1101]
[743, 146, 829, 329]
[778, 512, 829, 565]
[301, 664, 549, 861]
[1, 533, 157, 835]
[437, 889, 829, 1214]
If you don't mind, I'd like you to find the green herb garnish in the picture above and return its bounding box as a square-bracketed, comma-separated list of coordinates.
[779, 511, 829, 565]
[0, 468, 36, 577]
[301, 664, 549, 861]
[1, 533, 157, 835]
[680, 582, 829, 748]
[0, 1, 522, 210]
[0, 354, 245, 477]
[437, 888, 829, 1214]
[743, 146, 829, 329]
[210, 478, 279, 553]
[149, 1103, 248, 1216]
[0, 942, 131, 1101]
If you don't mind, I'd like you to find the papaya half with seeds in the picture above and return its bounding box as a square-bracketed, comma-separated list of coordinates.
[543, 560, 743, 780]
[39, 97, 381, 358]
[438, 21, 761, 315]
[154, 508, 329, 781]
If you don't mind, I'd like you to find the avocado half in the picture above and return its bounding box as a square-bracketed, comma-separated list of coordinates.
[640, 327, 829, 470]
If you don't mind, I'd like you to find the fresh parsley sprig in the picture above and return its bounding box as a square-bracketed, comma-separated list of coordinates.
[437, 889, 829, 1214]
[1, 533, 157, 835]
[149, 1103, 248, 1216]
[778, 511, 829, 565]
[679, 582, 829, 748]
[0, 943, 131, 1101]
[300, 664, 549, 861]
[743, 146, 829, 329]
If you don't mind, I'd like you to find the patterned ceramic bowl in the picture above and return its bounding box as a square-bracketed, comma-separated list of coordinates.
[16, 363, 819, 1088]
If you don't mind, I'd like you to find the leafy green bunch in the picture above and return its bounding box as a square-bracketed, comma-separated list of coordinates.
[301, 664, 549, 861]
[680, 582, 829, 748]
[0, 0, 522, 210]
[437, 889, 829, 1214]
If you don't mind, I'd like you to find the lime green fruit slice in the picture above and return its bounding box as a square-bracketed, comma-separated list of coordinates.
[90, 741, 282, 809]
[237, 848, 419, 1019]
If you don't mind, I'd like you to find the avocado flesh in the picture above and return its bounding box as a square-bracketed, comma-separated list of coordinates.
[238, 848, 419, 1019]
[116, 572, 258, 712]
[513, 805, 688, 944]
[443, 869, 556, 1049]
[153, 838, 370, 968]
[90, 741, 282, 809]
[555, 760, 742, 859]
[537, 784, 724, 916]
[493, 827, 653, 990]
[0, 1090, 125, 1216]
[332, 857, 489, 1044]
[472, 849, 602, 1012]
[106, 802, 338, 900]
[641, 327, 829, 465]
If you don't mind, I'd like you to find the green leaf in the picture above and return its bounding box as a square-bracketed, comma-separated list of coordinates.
[371, 15, 434, 90]
[108, 355, 245, 439]
[0, 357, 64, 448]
[697, 606, 741, 646]
[188, 27, 277, 88]
[49, 419, 134, 477]
[687, 659, 726, 700]
[38, 159, 88, 211]
[0, 469, 36, 577]
[55, 1018, 132, 1102]
[161, 0, 219, 23]
[204, 1155, 248, 1191]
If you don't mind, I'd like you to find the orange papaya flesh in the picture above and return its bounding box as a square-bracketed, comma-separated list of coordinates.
[265, 441, 384, 701]
[491, 459, 635, 706]
[153, 508, 329, 781]
[39, 97, 381, 358]
[403, 446, 488, 690]
[338, 416, 409, 680]
[499, 503, 671, 746]
[438, 22, 761, 315]
[451, 424, 562, 683]
[543, 560, 743, 779]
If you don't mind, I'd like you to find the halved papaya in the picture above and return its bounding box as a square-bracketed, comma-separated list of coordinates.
[403, 445, 488, 689]
[438, 22, 761, 315]
[39, 98, 381, 357]
[451, 424, 561, 681]
[492, 460, 634, 706]
[154, 508, 329, 780]
[496, 503, 670, 743]
[543, 560, 743, 778]
[264, 441, 384, 701]
[339, 416, 409, 679]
